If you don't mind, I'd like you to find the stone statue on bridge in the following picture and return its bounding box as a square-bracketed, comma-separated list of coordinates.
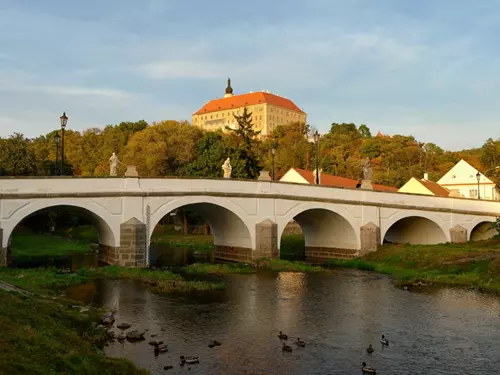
[362, 157, 372, 181]
[109, 153, 120, 176]
[361, 157, 373, 190]
[222, 157, 232, 178]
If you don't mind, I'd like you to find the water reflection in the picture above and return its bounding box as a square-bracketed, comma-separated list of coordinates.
[69, 269, 500, 374]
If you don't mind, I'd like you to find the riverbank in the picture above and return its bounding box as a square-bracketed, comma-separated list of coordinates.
[326, 238, 500, 294]
[181, 258, 324, 275]
[0, 284, 147, 375]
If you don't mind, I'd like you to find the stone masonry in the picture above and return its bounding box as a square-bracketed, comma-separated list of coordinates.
[450, 224, 468, 243]
[0, 228, 7, 267]
[360, 222, 380, 255]
[255, 219, 279, 259]
[118, 217, 147, 267]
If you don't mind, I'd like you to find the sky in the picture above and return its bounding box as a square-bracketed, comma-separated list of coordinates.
[0, 0, 499, 150]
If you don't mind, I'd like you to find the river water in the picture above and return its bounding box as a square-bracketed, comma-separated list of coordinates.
[67, 269, 500, 375]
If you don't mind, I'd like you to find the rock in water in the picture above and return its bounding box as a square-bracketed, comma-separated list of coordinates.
[100, 312, 115, 326]
[116, 322, 131, 330]
[126, 329, 146, 341]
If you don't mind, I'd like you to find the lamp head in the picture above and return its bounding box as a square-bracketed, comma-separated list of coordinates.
[60, 112, 68, 129]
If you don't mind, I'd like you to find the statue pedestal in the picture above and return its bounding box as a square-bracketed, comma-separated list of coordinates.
[360, 179, 373, 190]
[125, 165, 139, 177]
[258, 170, 271, 181]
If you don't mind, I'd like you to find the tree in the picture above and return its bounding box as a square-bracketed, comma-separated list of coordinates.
[186, 131, 229, 177]
[122, 120, 202, 176]
[0, 133, 37, 175]
[358, 124, 372, 138]
[225, 107, 262, 179]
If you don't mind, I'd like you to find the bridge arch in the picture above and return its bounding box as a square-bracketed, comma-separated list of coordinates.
[470, 220, 497, 241]
[277, 202, 360, 252]
[382, 212, 448, 245]
[1, 199, 119, 250]
[148, 196, 254, 252]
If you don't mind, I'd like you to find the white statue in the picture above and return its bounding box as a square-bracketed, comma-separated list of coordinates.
[222, 157, 232, 178]
[109, 152, 119, 176]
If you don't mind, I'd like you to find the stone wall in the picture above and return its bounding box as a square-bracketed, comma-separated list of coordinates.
[214, 245, 252, 262]
[305, 246, 359, 261]
[360, 222, 380, 255]
[98, 244, 118, 265]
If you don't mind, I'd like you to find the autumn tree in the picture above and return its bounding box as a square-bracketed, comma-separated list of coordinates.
[0, 133, 37, 175]
[122, 120, 202, 176]
[225, 107, 262, 179]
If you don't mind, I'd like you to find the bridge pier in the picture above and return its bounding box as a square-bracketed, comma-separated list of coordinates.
[99, 218, 146, 267]
[0, 228, 8, 267]
[450, 225, 467, 243]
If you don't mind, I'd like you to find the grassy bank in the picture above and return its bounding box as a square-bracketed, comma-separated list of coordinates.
[151, 226, 214, 251]
[326, 238, 500, 294]
[182, 258, 324, 275]
[0, 289, 147, 375]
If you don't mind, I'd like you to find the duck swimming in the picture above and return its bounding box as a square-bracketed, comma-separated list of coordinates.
[367, 344, 374, 354]
[180, 356, 199, 365]
[295, 337, 305, 347]
[362, 362, 376, 374]
[282, 343, 293, 352]
[278, 331, 288, 340]
[380, 335, 389, 346]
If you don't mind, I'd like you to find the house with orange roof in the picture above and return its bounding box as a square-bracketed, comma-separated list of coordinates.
[192, 78, 307, 136]
[398, 173, 450, 197]
[279, 167, 398, 193]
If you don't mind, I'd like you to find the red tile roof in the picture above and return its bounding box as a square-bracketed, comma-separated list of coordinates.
[193, 92, 305, 115]
[290, 168, 398, 192]
[418, 178, 450, 197]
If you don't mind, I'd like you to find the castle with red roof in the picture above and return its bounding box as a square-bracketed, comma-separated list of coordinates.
[192, 79, 307, 136]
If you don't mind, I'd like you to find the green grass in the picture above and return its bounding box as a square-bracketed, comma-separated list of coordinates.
[0, 289, 147, 375]
[182, 258, 324, 275]
[325, 239, 500, 293]
[91, 266, 224, 292]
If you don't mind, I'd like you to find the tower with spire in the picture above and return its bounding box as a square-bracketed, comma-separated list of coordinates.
[224, 78, 233, 98]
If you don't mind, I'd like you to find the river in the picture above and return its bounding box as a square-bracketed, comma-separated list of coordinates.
[67, 269, 500, 375]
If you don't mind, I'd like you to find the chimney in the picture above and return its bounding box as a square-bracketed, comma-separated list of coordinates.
[423, 172, 429, 180]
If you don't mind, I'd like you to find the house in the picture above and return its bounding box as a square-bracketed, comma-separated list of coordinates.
[436, 159, 499, 200]
[279, 168, 398, 193]
[398, 173, 450, 197]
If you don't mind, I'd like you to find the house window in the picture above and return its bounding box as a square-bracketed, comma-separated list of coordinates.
[469, 189, 478, 198]
[452, 175, 456, 178]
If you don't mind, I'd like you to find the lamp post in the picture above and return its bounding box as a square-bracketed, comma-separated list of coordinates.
[313, 131, 320, 185]
[476, 171, 481, 199]
[271, 146, 276, 181]
[60, 112, 68, 175]
[54, 132, 60, 176]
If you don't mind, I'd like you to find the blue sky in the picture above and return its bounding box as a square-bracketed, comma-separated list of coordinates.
[1, 0, 499, 150]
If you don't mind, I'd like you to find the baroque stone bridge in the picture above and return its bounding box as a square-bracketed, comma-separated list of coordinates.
[0, 177, 499, 267]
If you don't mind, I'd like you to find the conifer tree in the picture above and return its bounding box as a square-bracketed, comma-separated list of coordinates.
[226, 107, 262, 179]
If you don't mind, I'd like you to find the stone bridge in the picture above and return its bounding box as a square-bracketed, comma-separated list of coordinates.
[0, 177, 499, 267]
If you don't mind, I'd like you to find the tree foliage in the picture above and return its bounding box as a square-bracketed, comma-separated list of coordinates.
[0, 116, 498, 191]
[225, 107, 262, 179]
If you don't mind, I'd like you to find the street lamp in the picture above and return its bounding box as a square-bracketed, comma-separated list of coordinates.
[60, 112, 68, 175]
[54, 132, 60, 175]
[313, 131, 320, 185]
[271, 146, 276, 181]
[476, 171, 481, 199]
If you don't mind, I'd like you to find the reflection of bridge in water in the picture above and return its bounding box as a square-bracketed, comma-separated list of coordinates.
[1, 177, 499, 267]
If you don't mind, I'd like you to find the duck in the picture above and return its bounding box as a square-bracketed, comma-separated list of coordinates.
[208, 339, 222, 348]
[180, 356, 199, 365]
[278, 331, 288, 340]
[362, 362, 376, 374]
[367, 344, 374, 354]
[380, 335, 389, 346]
[282, 343, 293, 352]
[154, 344, 168, 354]
[295, 337, 305, 347]
[163, 365, 173, 371]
